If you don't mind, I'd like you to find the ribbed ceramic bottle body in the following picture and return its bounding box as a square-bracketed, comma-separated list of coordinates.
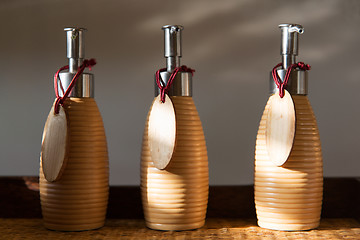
[254, 95, 323, 231]
[141, 96, 209, 231]
[40, 98, 109, 231]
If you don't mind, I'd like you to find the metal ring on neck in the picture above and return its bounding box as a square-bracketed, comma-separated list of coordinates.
[154, 71, 192, 97]
[269, 69, 308, 95]
[58, 72, 94, 98]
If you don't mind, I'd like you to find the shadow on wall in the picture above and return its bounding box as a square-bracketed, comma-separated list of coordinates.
[0, 0, 359, 185]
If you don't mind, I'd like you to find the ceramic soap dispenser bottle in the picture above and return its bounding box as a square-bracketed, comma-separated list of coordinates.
[254, 24, 323, 231]
[40, 27, 109, 231]
[141, 25, 209, 231]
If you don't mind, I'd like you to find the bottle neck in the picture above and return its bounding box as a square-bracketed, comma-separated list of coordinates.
[58, 72, 94, 98]
[154, 71, 192, 97]
[269, 69, 308, 95]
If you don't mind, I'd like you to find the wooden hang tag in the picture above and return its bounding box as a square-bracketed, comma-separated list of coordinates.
[148, 94, 176, 170]
[41, 102, 69, 182]
[265, 89, 296, 166]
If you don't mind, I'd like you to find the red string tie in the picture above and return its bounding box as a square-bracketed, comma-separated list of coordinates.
[54, 58, 96, 114]
[155, 65, 195, 103]
[272, 62, 311, 98]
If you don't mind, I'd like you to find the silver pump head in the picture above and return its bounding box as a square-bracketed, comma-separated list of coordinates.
[269, 23, 308, 95]
[279, 23, 304, 69]
[154, 25, 192, 97]
[59, 27, 94, 98]
[64, 27, 86, 73]
[162, 25, 183, 72]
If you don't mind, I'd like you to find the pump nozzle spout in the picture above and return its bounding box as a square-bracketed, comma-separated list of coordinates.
[162, 25, 183, 72]
[279, 23, 304, 69]
[64, 27, 87, 73]
[288, 25, 304, 34]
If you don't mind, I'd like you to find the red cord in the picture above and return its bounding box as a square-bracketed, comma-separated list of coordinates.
[155, 65, 195, 103]
[54, 59, 96, 114]
[272, 62, 311, 98]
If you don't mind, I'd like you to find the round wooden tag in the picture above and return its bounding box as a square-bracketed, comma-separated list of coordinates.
[41, 103, 69, 182]
[265, 89, 296, 166]
[148, 94, 176, 170]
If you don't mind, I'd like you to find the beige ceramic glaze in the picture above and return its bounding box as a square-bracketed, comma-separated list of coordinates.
[141, 96, 209, 231]
[255, 95, 323, 231]
[40, 98, 109, 231]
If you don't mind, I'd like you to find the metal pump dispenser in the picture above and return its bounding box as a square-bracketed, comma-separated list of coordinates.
[59, 28, 94, 98]
[141, 25, 208, 231]
[254, 23, 323, 231]
[155, 25, 192, 97]
[270, 24, 307, 95]
[163, 25, 182, 71]
[280, 24, 303, 69]
[65, 27, 85, 73]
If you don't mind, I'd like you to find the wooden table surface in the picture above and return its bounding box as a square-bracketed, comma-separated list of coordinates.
[1, 177, 359, 239]
[1, 218, 359, 240]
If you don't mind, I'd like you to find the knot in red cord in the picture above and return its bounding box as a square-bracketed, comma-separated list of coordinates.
[53, 58, 97, 114]
[155, 65, 195, 103]
[272, 61, 311, 98]
[83, 59, 97, 70]
[297, 62, 311, 71]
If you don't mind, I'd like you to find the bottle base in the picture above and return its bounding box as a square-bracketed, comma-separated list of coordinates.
[258, 221, 320, 231]
[44, 221, 105, 232]
[146, 220, 205, 231]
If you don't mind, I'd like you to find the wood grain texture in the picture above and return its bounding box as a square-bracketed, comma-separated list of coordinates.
[39, 98, 109, 231]
[141, 96, 209, 231]
[1, 218, 359, 240]
[41, 104, 69, 182]
[148, 94, 176, 170]
[265, 90, 295, 166]
[255, 95, 323, 231]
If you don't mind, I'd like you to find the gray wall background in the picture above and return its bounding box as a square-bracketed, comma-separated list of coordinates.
[0, 0, 359, 185]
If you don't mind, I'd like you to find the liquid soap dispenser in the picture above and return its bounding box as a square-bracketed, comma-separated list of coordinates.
[254, 24, 323, 231]
[40, 27, 109, 231]
[141, 25, 209, 231]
